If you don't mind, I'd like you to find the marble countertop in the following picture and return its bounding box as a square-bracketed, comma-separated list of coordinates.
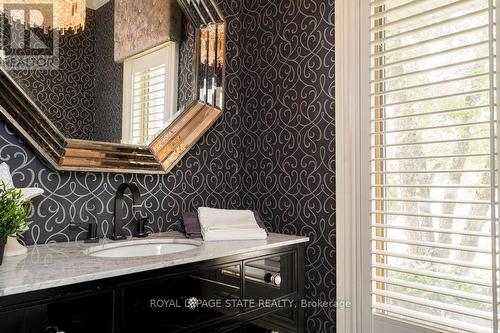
[0, 232, 308, 297]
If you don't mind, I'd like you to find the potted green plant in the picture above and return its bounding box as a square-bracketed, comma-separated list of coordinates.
[0, 182, 31, 265]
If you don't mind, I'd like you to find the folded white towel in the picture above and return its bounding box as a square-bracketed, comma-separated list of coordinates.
[198, 207, 267, 241]
[202, 228, 267, 241]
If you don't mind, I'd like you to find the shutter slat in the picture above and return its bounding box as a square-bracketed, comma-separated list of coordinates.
[370, 57, 490, 84]
[370, 137, 490, 148]
[133, 96, 165, 107]
[371, 197, 493, 205]
[372, 264, 492, 286]
[133, 71, 165, 85]
[371, 105, 491, 122]
[373, 276, 492, 302]
[370, 25, 489, 59]
[133, 86, 165, 97]
[371, 169, 490, 174]
[370, 88, 490, 109]
[370, 41, 490, 71]
[371, 225, 491, 237]
[370, 184, 491, 189]
[372, 237, 491, 254]
[370, 153, 490, 161]
[371, 120, 490, 135]
[371, 73, 490, 97]
[372, 250, 491, 270]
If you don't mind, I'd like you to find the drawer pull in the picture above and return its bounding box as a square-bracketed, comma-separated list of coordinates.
[221, 267, 282, 286]
[264, 273, 281, 286]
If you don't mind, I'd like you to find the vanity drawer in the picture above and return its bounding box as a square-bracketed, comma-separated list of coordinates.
[243, 252, 297, 303]
[122, 263, 241, 333]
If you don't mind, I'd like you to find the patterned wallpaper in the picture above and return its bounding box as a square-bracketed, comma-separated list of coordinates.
[237, 0, 335, 331]
[0, 1, 335, 331]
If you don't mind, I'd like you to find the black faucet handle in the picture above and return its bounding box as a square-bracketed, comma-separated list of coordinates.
[70, 222, 99, 243]
[135, 217, 149, 238]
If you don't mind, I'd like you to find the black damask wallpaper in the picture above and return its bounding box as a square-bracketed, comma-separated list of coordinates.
[0, 1, 335, 331]
[237, 1, 335, 331]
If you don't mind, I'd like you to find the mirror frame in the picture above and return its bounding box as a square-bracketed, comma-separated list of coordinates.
[0, 0, 224, 174]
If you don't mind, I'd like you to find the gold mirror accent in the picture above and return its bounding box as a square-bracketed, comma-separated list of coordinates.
[0, 0, 225, 174]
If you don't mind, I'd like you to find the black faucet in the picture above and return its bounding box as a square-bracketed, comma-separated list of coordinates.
[110, 183, 142, 241]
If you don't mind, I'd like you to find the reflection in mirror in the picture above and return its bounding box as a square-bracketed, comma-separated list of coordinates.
[199, 23, 224, 109]
[178, 0, 224, 109]
[0, 0, 196, 146]
[0, 0, 225, 173]
[148, 0, 225, 172]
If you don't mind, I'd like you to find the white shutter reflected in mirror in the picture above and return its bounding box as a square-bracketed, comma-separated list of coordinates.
[368, 0, 500, 332]
[122, 42, 179, 145]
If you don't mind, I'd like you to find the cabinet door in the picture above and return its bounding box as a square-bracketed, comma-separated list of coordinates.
[122, 263, 241, 333]
[244, 252, 296, 302]
[0, 292, 114, 333]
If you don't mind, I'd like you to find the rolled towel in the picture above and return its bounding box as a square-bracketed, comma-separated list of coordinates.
[198, 207, 267, 241]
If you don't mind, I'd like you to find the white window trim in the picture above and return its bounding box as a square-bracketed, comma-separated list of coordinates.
[121, 42, 179, 145]
[335, 0, 371, 332]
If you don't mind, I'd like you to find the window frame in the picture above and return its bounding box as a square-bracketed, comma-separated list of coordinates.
[121, 42, 179, 145]
[336, 1, 500, 333]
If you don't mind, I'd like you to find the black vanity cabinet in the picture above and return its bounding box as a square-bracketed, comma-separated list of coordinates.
[0, 243, 305, 333]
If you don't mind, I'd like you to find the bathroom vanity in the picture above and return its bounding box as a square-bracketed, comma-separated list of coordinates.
[0, 232, 307, 333]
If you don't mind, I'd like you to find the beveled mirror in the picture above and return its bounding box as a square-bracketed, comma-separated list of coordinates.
[0, 0, 224, 173]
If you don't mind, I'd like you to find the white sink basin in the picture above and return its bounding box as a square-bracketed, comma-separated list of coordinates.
[86, 239, 201, 258]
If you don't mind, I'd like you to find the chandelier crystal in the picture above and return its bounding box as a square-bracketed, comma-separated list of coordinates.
[1, 0, 86, 34]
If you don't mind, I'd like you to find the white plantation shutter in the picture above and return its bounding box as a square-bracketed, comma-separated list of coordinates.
[369, 0, 500, 332]
[122, 43, 178, 145]
[131, 64, 167, 144]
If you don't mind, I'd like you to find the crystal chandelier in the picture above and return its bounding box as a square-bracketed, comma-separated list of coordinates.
[1, 0, 86, 34]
